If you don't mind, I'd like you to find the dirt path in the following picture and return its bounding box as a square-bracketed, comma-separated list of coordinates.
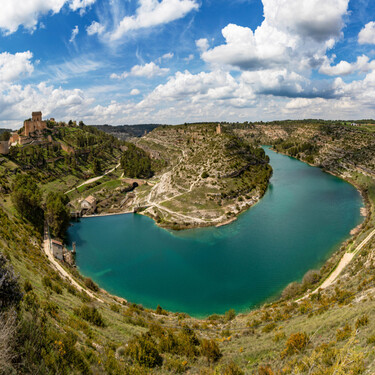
[299, 228, 375, 300]
[65, 163, 120, 194]
[43, 229, 103, 302]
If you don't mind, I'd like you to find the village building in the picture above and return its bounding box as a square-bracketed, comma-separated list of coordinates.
[0, 141, 9, 155]
[24, 111, 47, 137]
[51, 239, 64, 260]
[81, 195, 97, 211]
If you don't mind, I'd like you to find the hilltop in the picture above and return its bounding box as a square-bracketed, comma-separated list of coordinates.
[0, 119, 375, 374]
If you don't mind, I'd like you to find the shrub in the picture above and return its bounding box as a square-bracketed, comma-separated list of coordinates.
[75, 304, 106, 327]
[155, 304, 167, 315]
[0, 253, 22, 311]
[282, 282, 301, 299]
[302, 270, 321, 286]
[84, 278, 99, 292]
[262, 323, 277, 333]
[355, 315, 369, 329]
[24, 280, 33, 293]
[201, 339, 222, 363]
[336, 324, 352, 341]
[202, 171, 209, 179]
[222, 361, 245, 375]
[258, 365, 274, 375]
[126, 333, 163, 368]
[164, 356, 188, 373]
[281, 332, 309, 358]
[225, 309, 236, 322]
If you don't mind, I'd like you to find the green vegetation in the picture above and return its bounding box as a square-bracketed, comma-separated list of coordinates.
[121, 143, 153, 179]
[0, 119, 375, 373]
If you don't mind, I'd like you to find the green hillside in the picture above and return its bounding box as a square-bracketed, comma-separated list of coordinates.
[0, 121, 375, 374]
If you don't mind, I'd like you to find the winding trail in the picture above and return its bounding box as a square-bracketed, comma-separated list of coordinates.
[43, 227, 103, 302]
[299, 228, 375, 300]
[65, 163, 120, 194]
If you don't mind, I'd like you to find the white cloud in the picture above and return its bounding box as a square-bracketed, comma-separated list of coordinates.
[69, 25, 79, 43]
[0, 0, 96, 34]
[130, 88, 141, 95]
[201, 0, 349, 72]
[111, 62, 170, 80]
[196, 38, 209, 52]
[162, 52, 174, 60]
[358, 22, 375, 45]
[87, 21, 105, 35]
[109, 0, 199, 41]
[319, 55, 375, 76]
[69, 0, 96, 12]
[0, 51, 34, 82]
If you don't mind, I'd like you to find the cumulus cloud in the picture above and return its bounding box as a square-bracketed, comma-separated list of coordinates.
[358, 22, 375, 45]
[130, 88, 141, 95]
[0, 0, 96, 34]
[319, 55, 375, 76]
[0, 51, 34, 82]
[87, 21, 105, 35]
[201, 0, 349, 71]
[69, 25, 79, 43]
[111, 62, 170, 80]
[196, 38, 209, 52]
[109, 0, 199, 41]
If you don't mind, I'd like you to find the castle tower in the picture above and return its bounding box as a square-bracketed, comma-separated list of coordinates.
[24, 111, 47, 136]
[216, 124, 222, 135]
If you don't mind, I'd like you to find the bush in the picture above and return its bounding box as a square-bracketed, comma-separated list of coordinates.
[225, 309, 236, 322]
[355, 315, 369, 329]
[126, 333, 163, 368]
[155, 304, 167, 315]
[201, 339, 222, 363]
[0, 253, 23, 311]
[84, 278, 99, 292]
[281, 332, 309, 358]
[302, 270, 320, 286]
[75, 304, 106, 327]
[336, 324, 352, 341]
[201, 171, 209, 179]
[222, 361, 245, 375]
[282, 282, 301, 299]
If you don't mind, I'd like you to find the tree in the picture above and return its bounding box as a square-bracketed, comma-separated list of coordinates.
[121, 143, 153, 179]
[92, 158, 102, 176]
[0, 252, 22, 312]
[12, 175, 43, 228]
[45, 192, 70, 239]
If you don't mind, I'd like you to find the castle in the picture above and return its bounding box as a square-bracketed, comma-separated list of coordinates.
[24, 112, 47, 136]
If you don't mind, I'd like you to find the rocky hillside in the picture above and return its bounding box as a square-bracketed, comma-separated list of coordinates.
[133, 124, 272, 229]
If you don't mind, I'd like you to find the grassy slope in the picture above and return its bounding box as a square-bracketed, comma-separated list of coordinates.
[1, 121, 375, 374]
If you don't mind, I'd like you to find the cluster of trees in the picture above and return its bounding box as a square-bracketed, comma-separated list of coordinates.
[121, 143, 153, 179]
[12, 175, 70, 238]
[45, 192, 70, 239]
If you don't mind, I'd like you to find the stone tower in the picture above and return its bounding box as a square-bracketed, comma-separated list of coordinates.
[216, 124, 222, 135]
[24, 111, 47, 136]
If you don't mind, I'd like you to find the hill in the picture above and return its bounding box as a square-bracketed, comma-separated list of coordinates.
[0, 120, 375, 374]
[92, 124, 162, 140]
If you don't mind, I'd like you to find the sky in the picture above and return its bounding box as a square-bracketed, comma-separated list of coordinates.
[1, 0, 375, 128]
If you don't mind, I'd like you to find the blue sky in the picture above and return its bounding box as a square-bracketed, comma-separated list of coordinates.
[1, 0, 375, 128]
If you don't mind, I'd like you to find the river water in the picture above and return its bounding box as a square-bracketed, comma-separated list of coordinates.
[68, 148, 363, 316]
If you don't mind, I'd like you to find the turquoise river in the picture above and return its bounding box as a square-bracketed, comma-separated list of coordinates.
[68, 148, 364, 317]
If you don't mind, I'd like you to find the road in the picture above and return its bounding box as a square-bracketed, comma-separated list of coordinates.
[65, 163, 120, 194]
[299, 227, 375, 300]
[43, 229, 102, 302]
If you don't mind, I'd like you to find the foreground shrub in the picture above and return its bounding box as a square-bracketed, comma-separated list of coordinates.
[126, 333, 163, 368]
[336, 324, 352, 341]
[201, 339, 222, 363]
[225, 309, 236, 322]
[282, 282, 301, 299]
[84, 278, 99, 292]
[74, 304, 105, 327]
[281, 332, 309, 358]
[222, 361, 245, 375]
